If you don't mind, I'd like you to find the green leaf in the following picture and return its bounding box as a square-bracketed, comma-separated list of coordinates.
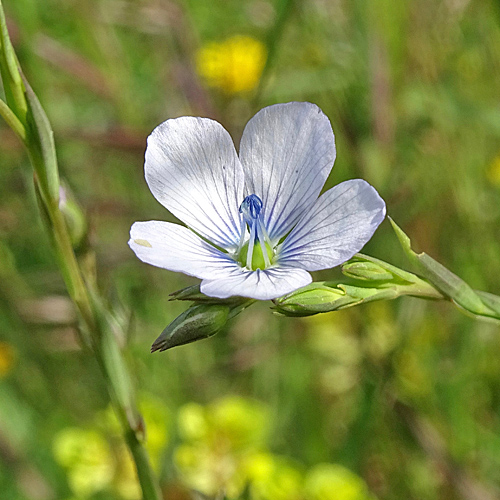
[389, 217, 496, 317]
[0, 0, 27, 121]
[22, 74, 60, 205]
[0, 2, 59, 204]
[58, 183, 88, 250]
[472, 291, 500, 317]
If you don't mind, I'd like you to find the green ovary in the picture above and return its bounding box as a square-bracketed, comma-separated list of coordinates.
[237, 241, 274, 270]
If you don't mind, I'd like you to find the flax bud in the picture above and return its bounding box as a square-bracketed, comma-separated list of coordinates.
[273, 284, 353, 317]
[151, 304, 230, 352]
[342, 261, 394, 281]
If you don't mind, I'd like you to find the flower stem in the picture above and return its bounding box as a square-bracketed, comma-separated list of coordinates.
[0, 3, 162, 497]
[274, 235, 500, 323]
[32, 132, 162, 500]
[125, 429, 163, 500]
[32, 144, 162, 500]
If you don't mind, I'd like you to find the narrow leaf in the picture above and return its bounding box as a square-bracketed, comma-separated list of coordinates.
[0, 0, 27, 121]
[389, 217, 495, 317]
[22, 74, 60, 205]
[474, 291, 500, 317]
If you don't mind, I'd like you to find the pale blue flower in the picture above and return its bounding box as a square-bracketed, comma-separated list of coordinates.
[129, 102, 386, 300]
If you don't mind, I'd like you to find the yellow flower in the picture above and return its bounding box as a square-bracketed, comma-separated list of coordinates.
[208, 395, 270, 450]
[303, 464, 374, 500]
[196, 35, 267, 94]
[52, 428, 115, 498]
[0, 341, 15, 377]
[139, 395, 171, 469]
[53, 394, 170, 500]
[175, 396, 271, 497]
[244, 452, 303, 500]
[178, 402, 208, 441]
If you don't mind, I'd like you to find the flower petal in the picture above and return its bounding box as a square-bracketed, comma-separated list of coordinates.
[145, 117, 245, 250]
[129, 221, 236, 279]
[239, 102, 335, 243]
[278, 180, 386, 270]
[129, 221, 311, 300]
[201, 266, 312, 301]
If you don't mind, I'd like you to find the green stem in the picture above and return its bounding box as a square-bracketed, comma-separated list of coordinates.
[389, 218, 500, 321]
[35, 185, 162, 500]
[125, 430, 163, 500]
[49, 204, 95, 327]
[0, 97, 25, 141]
[0, 2, 162, 491]
[274, 249, 500, 322]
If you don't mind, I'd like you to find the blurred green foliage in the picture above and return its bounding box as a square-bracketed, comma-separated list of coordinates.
[1, 0, 500, 499]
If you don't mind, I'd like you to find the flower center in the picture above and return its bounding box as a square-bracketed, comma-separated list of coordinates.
[237, 194, 274, 270]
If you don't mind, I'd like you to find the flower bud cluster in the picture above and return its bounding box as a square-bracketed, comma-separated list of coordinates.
[273, 254, 442, 317]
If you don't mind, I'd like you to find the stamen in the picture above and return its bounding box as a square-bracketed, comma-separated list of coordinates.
[238, 194, 273, 270]
[246, 222, 257, 269]
[257, 219, 272, 248]
[256, 221, 271, 267]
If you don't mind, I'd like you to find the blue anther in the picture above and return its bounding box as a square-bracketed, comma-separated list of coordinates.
[239, 194, 263, 220]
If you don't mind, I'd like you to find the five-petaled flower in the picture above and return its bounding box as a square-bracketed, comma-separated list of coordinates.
[129, 102, 386, 300]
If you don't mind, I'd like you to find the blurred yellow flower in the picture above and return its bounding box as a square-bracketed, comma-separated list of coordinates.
[196, 35, 267, 94]
[208, 395, 270, 449]
[53, 395, 170, 500]
[138, 395, 171, 469]
[303, 464, 375, 500]
[178, 402, 208, 442]
[0, 341, 15, 377]
[52, 428, 115, 498]
[175, 396, 270, 498]
[244, 452, 303, 500]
